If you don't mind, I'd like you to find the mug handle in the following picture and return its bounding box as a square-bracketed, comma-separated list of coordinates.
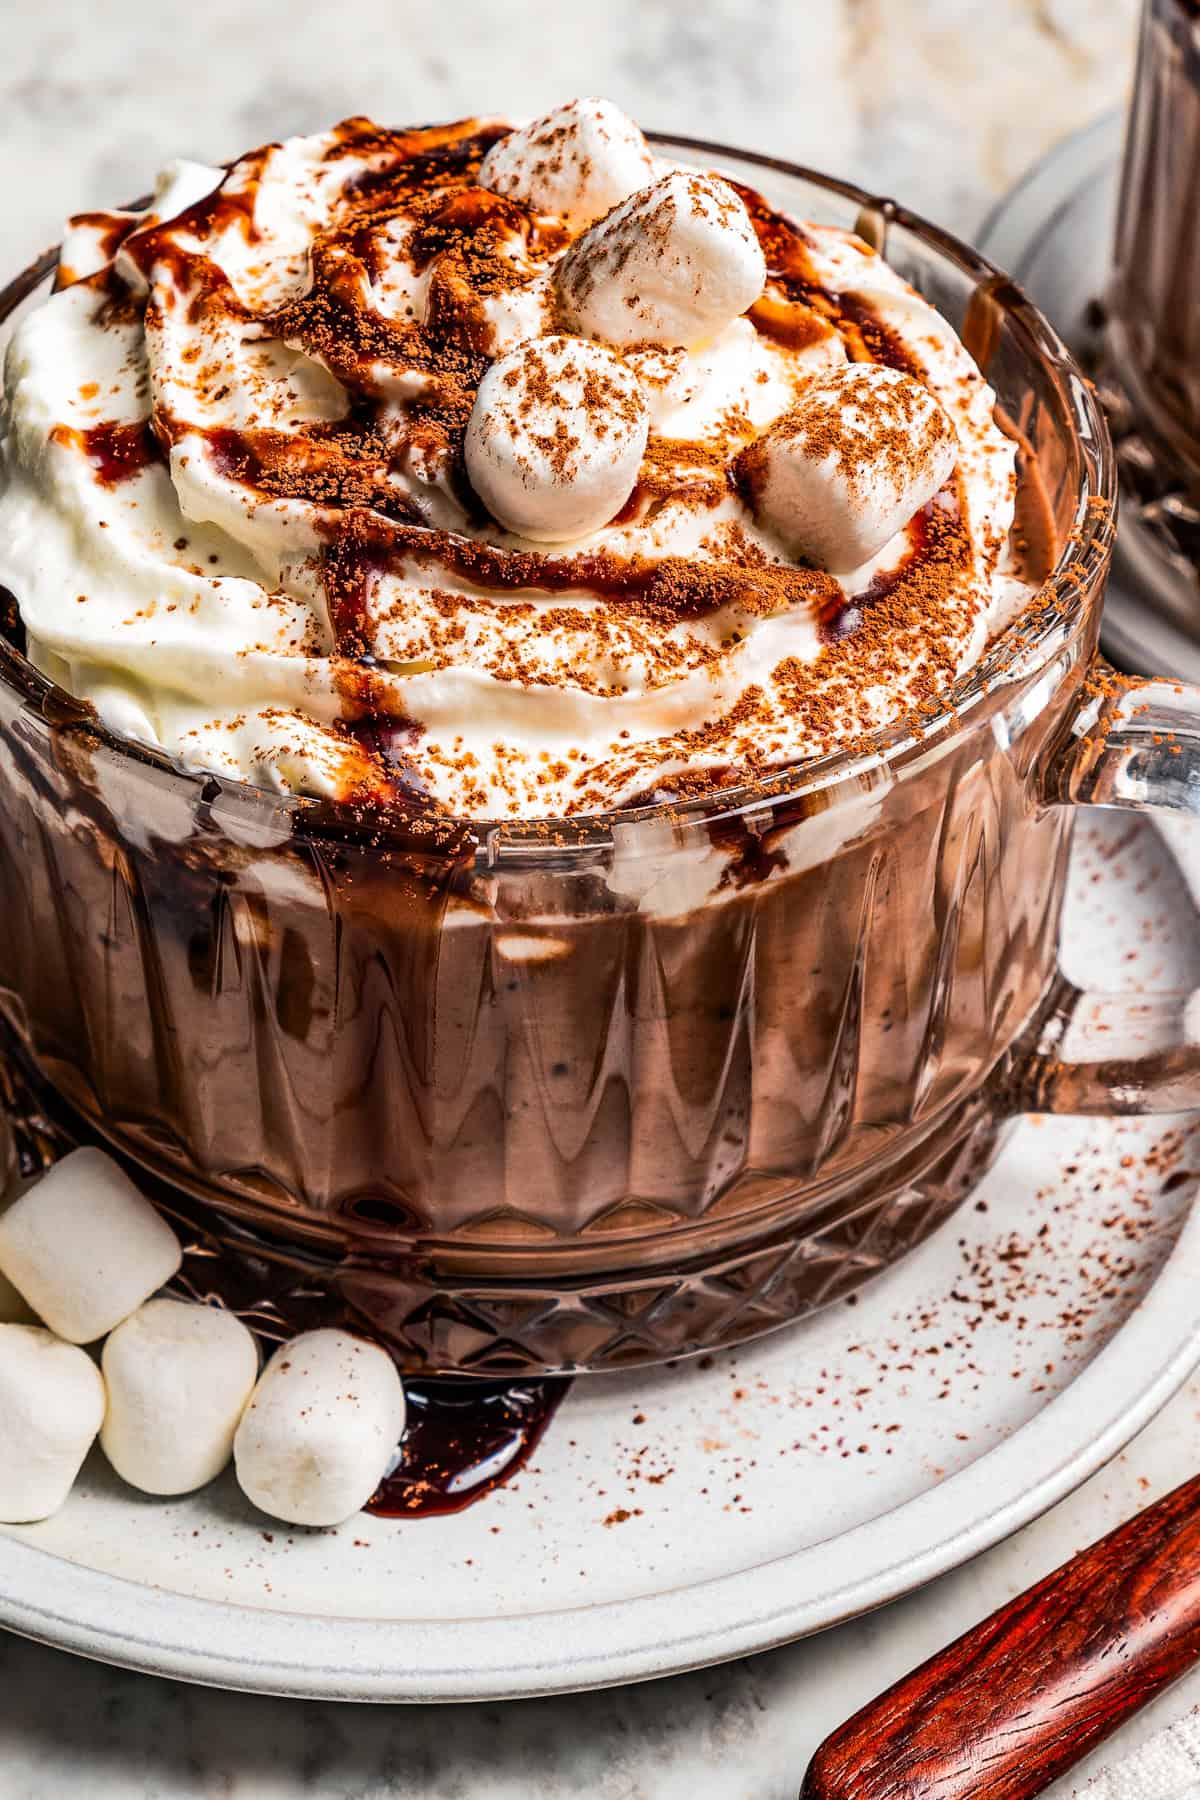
[1014, 667, 1200, 1114]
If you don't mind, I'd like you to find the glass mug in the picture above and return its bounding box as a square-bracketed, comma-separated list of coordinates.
[0, 142, 1195, 1377]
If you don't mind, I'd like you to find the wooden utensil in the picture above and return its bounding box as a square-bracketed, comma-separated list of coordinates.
[802, 1471, 1200, 1798]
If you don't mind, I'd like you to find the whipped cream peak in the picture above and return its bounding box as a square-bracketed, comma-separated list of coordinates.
[0, 104, 1026, 820]
[477, 98, 656, 229]
[465, 335, 649, 541]
[555, 170, 768, 350]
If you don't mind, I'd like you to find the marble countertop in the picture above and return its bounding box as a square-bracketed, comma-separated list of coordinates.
[2, 1, 1187, 1794]
[0, 0, 1139, 263]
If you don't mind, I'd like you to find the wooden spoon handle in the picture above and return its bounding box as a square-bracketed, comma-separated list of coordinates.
[802, 1470, 1200, 1799]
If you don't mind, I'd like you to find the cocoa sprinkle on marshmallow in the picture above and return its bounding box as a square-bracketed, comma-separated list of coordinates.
[234, 1329, 407, 1527]
[465, 333, 649, 540]
[555, 170, 767, 350]
[737, 363, 959, 573]
[478, 98, 656, 229]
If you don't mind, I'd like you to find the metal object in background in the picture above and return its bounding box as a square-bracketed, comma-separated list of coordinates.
[979, 110, 1200, 684]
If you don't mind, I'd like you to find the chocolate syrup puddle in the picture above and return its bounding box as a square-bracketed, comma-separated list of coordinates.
[367, 1377, 570, 1517]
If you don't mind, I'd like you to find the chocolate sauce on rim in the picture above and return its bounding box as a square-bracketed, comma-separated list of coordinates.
[367, 1376, 570, 1518]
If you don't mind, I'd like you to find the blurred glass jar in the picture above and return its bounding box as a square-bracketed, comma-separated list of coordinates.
[1110, 0, 1200, 530]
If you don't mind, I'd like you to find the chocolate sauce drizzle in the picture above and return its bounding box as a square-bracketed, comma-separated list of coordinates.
[731, 181, 920, 375]
[47, 419, 162, 488]
[80, 419, 161, 486]
[85, 122, 958, 689]
[819, 500, 934, 644]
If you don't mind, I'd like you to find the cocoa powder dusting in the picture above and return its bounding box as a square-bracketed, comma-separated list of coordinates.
[58, 112, 1038, 819]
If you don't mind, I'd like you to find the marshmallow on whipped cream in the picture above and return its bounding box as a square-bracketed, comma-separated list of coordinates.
[465, 335, 649, 539]
[478, 97, 656, 229]
[555, 171, 768, 349]
[738, 364, 959, 573]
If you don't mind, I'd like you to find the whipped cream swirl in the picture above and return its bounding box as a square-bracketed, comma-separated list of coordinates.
[0, 100, 1023, 819]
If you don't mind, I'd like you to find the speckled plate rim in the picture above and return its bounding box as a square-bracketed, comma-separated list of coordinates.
[1, 1196, 1199, 1703]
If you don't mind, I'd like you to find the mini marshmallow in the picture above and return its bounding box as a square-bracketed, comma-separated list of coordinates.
[465, 334, 648, 540]
[555, 170, 767, 350]
[0, 1325, 105, 1521]
[234, 1329, 406, 1527]
[0, 1147, 182, 1344]
[478, 98, 655, 229]
[101, 1298, 259, 1496]
[738, 363, 958, 573]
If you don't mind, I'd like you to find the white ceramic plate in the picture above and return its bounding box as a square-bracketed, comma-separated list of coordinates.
[1, 809, 1198, 1701]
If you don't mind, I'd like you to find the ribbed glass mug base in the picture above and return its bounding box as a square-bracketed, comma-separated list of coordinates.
[0, 1014, 1008, 1375]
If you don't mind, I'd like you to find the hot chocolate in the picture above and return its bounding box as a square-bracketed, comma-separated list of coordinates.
[0, 108, 1104, 1374]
